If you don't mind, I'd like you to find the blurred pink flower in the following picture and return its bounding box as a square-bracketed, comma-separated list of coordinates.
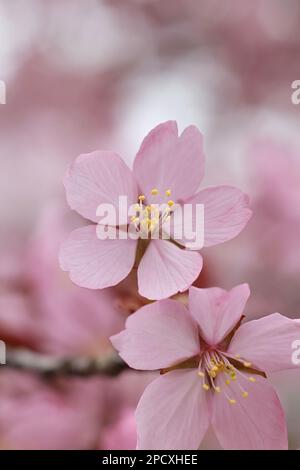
[111, 284, 300, 450]
[249, 140, 300, 275]
[0, 204, 125, 354]
[202, 139, 300, 321]
[0, 371, 104, 450]
[100, 407, 137, 450]
[0, 204, 145, 449]
[60, 121, 251, 300]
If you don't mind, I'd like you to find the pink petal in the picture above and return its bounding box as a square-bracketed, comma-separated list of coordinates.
[64, 151, 138, 224]
[110, 299, 200, 370]
[136, 370, 211, 450]
[59, 225, 137, 289]
[212, 375, 288, 450]
[133, 121, 205, 203]
[187, 185, 252, 247]
[228, 313, 300, 373]
[137, 239, 203, 300]
[189, 284, 250, 346]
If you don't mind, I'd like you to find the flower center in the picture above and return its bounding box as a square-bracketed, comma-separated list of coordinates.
[130, 188, 175, 238]
[198, 350, 256, 404]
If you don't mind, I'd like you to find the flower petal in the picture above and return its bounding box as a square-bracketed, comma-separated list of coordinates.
[162, 202, 205, 250]
[59, 225, 137, 289]
[133, 121, 205, 203]
[136, 370, 211, 450]
[137, 240, 203, 300]
[228, 313, 300, 373]
[64, 151, 138, 224]
[212, 375, 288, 450]
[189, 284, 250, 346]
[110, 299, 200, 370]
[187, 185, 252, 247]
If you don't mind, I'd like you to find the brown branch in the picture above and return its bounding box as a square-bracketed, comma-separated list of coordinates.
[4, 348, 127, 377]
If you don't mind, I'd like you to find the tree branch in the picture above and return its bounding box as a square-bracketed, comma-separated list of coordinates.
[4, 348, 127, 377]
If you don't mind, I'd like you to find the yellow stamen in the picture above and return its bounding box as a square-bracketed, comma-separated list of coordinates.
[167, 200, 174, 207]
[235, 354, 241, 358]
[151, 188, 159, 195]
[242, 391, 249, 398]
[215, 386, 221, 393]
[165, 189, 171, 196]
[228, 399, 236, 405]
[248, 377, 256, 383]
[138, 195, 145, 201]
[198, 371, 205, 377]
[225, 379, 231, 385]
[243, 362, 252, 368]
[131, 216, 138, 223]
[202, 384, 210, 391]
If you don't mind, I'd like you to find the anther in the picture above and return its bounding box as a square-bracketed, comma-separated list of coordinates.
[198, 371, 205, 377]
[243, 362, 252, 368]
[242, 391, 249, 398]
[215, 386, 221, 393]
[167, 200, 174, 207]
[151, 189, 159, 195]
[228, 399, 236, 405]
[248, 377, 256, 383]
[202, 384, 210, 391]
[138, 195, 145, 201]
[165, 189, 171, 196]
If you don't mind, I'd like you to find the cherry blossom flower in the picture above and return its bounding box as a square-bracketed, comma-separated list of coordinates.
[60, 121, 251, 300]
[111, 284, 300, 449]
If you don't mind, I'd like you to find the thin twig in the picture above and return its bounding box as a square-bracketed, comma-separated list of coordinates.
[4, 348, 127, 377]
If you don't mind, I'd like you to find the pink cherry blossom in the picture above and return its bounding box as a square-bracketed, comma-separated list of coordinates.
[60, 121, 252, 300]
[111, 284, 300, 449]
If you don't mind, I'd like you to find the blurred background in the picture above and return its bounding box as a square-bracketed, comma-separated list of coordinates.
[0, 0, 300, 449]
